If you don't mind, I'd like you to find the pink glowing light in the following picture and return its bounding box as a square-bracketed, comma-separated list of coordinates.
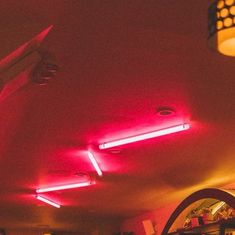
[87, 151, 103, 176]
[36, 181, 93, 193]
[99, 123, 190, 149]
[36, 195, 60, 208]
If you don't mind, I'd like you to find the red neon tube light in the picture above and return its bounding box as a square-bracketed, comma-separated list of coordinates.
[87, 151, 103, 176]
[99, 123, 190, 149]
[36, 195, 60, 208]
[36, 181, 93, 193]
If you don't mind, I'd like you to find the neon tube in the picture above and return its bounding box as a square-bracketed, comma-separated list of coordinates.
[87, 151, 103, 176]
[36, 195, 60, 208]
[99, 123, 190, 149]
[36, 181, 93, 193]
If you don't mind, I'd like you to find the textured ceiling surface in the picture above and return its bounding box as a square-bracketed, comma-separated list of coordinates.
[0, 0, 234, 233]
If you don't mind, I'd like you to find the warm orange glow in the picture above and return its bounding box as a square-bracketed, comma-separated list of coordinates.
[226, 0, 234, 6]
[218, 0, 225, 9]
[218, 27, 235, 56]
[220, 8, 229, 18]
[209, 0, 235, 56]
[230, 5, 235, 14]
[224, 17, 233, 26]
[217, 20, 223, 29]
[211, 201, 226, 215]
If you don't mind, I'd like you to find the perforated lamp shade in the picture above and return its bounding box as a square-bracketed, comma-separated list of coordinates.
[209, 0, 235, 56]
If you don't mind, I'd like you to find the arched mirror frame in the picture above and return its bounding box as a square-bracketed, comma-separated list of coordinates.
[162, 188, 235, 235]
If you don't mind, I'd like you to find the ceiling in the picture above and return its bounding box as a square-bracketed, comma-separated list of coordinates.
[0, 0, 234, 233]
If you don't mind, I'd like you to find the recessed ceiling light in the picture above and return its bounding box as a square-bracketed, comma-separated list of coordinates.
[156, 106, 175, 116]
[74, 171, 89, 177]
[108, 148, 122, 154]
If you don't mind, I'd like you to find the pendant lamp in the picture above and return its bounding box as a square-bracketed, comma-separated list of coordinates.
[209, 0, 235, 56]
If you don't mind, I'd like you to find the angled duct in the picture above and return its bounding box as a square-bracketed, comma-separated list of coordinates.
[0, 25, 56, 102]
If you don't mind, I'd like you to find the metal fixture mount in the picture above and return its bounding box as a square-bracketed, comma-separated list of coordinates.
[31, 51, 59, 85]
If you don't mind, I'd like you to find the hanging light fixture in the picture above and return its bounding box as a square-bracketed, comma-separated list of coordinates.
[209, 0, 235, 56]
